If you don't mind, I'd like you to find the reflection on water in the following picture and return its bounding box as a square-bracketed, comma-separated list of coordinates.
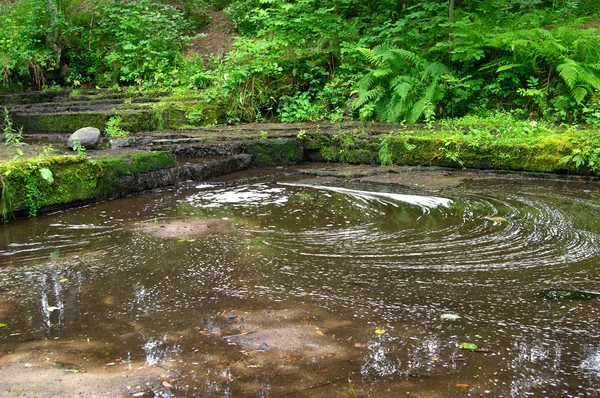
[1, 175, 600, 396]
[143, 334, 180, 366]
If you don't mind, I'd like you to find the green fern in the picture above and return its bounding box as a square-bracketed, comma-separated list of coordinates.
[353, 45, 448, 123]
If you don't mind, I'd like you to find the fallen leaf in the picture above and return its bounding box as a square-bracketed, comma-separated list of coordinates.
[39, 168, 54, 183]
[133, 393, 145, 397]
[459, 342, 478, 350]
[59, 278, 68, 283]
[455, 383, 470, 389]
[375, 329, 385, 335]
[162, 381, 172, 388]
[105, 362, 116, 366]
[0, 323, 7, 328]
[440, 313, 460, 321]
[354, 342, 366, 349]
[316, 330, 325, 336]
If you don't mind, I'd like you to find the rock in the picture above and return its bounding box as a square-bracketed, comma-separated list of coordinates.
[109, 137, 134, 148]
[67, 127, 101, 149]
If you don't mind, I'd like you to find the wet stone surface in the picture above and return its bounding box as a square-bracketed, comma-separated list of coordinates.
[1, 165, 600, 397]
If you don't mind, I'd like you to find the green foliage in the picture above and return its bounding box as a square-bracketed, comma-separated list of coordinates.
[378, 133, 394, 166]
[71, 137, 86, 156]
[97, 0, 192, 86]
[560, 133, 600, 172]
[1, 0, 600, 125]
[0, 0, 55, 88]
[2, 108, 23, 146]
[354, 45, 448, 122]
[105, 116, 129, 138]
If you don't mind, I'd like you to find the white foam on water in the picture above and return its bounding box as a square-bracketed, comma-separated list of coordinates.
[186, 184, 288, 208]
[279, 183, 452, 211]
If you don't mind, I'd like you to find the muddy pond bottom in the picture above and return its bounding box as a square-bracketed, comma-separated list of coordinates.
[1, 167, 600, 397]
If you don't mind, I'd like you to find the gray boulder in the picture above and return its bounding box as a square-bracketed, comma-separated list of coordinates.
[67, 127, 101, 149]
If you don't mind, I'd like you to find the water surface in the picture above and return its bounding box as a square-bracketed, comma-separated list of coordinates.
[1, 171, 600, 397]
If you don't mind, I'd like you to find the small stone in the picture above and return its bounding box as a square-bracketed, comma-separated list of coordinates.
[67, 127, 101, 149]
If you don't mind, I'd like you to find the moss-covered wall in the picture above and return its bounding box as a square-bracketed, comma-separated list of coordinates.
[94, 151, 176, 198]
[303, 130, 596, 176]
[0, 151, 176, 221]
[244, 139, 304, 167]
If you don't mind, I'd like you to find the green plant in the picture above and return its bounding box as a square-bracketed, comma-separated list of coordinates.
[440, 141, 465, 168]
[3, 108, 23, 147]
[105, 116, 129, 138]
[378, 134, 393, 166]
[71, 138, 86, 156]
[0, 176, 15, 223]
[259, 130, 268, 140]
[278, 92, 322, 122]
[560, 134, 600, 172]
[298, 192, 311, 202]
[153, 108, 166, 131]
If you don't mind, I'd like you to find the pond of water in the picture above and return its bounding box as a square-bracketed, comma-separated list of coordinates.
[1, 168, 600, 397]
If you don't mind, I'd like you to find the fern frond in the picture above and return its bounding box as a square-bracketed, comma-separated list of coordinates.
[423, 62, 447, 80]
[357, 48, 382, 68]
[357, 73, 376, 92]
[408, 98, 429, 123]
[557, 60, 580, 89]
[571, 86, 588, 103]
[372, 68, 392, 78]
[353, 87, 383, 109]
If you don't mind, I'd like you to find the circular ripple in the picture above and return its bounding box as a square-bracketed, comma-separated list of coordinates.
[184, 180, 600, 271]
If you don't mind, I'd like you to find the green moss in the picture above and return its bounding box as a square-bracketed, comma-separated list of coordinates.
[0, 155, 100, 218]
[0, 151, 175, 220]
[301, 128, 600, 175]
[245, 139, 304, 167]
[94, 151, 175, 198]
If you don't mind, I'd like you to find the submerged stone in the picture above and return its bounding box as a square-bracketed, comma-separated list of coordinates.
[67, 126, 101, 149]
[135, 218, 230, 239]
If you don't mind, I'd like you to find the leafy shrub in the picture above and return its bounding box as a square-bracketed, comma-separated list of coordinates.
[96, 0, 192, 86]
[105, 116, 129, 138]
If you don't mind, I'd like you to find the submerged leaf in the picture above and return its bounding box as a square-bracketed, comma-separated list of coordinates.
[459, 342, 478, 350]
[440, 313, 460, 321]
[375, 329, 385, 335]
[484, 216, 507, 222]
[538, 289, 600, 301]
